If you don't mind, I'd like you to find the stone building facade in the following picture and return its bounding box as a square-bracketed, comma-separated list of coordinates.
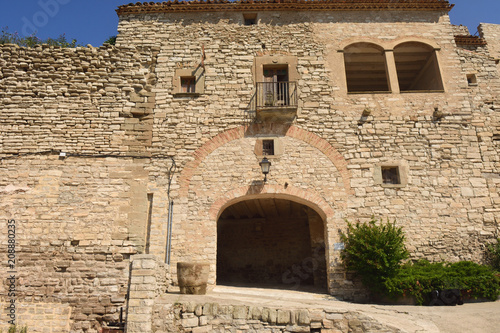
[1, 0, 499, 332]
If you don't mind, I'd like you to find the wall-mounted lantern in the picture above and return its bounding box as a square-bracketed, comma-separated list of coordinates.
[259, 157, 271, 182]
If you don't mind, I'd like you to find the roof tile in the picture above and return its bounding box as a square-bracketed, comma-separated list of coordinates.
[116, 0, 454, 15]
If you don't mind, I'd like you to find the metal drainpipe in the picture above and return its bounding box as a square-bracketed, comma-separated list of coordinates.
[165, 200, 174, 264]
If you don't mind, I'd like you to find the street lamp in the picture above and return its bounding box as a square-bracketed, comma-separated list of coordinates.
[259, 157, 271, 182]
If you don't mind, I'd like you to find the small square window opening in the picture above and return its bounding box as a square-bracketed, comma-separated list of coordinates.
[244, 13, 257, 26]
[181, 76, 196, 93]
[467, 74, 477, 86]
[262, 140, 275, 156]
[382, 166, 401, 185]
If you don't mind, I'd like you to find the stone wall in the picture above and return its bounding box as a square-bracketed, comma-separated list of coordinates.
[0, 44, 159, 332]
[126, 255, 170, 333]
[0, 5, 499, 332]
[0, 156, 145, 332]
[150, 299, 400, 333]
[0, 301, 72, 333]
[0, 44, 157, 156]
[480, 23, 500, 60]
[116, 8, 500, 297]
[479, 23, 500, 73]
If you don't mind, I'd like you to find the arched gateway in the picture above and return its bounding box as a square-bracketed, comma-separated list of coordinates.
[216, 195, 328, 291]
[173, 124, 349, 294]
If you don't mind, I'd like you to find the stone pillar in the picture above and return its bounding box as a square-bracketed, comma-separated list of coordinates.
[126, 254, 169, 333]
[384, 49, 400, 94]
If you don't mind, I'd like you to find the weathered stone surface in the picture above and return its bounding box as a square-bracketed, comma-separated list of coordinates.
[150, 301, 402, 333]
[1, 2, 500, 332]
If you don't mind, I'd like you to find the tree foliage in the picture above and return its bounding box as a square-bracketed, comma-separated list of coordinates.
[104, 35, 117, 45]
[340, 218, 409, 292]
[1, 26, 80, 48]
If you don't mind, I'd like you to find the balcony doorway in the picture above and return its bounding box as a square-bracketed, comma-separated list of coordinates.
[262, 65, 289, 107]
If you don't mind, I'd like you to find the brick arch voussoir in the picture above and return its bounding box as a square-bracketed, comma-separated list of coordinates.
[179, 125, 352, 196]
[209, 184, 335, 221]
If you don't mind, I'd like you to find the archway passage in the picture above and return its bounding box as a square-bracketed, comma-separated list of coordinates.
[217, 198, 327, 291]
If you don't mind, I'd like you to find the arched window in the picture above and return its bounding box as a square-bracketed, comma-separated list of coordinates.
[343, 43, 390, 93]
[394, 42, 444, 92]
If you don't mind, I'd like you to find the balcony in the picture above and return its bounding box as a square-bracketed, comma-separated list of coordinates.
[255, 81, 298, 122]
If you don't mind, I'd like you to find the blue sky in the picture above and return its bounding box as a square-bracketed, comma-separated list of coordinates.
[0, 0, 499, 46]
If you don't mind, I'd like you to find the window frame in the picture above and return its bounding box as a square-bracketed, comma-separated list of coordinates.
[374, 162, 408, 189]
[343, 42, 391, 94]
[262, 139, 275, 156]
[340, 39, 445, 95]
[173, 67, 205, 97]
[181, 76, 196, 93]
[254, 138, 282, 158]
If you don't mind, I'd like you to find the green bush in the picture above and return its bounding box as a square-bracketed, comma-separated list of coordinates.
[340, 218, 409, 292]
[1, 26, 79, 48]
[384, 260, 500, 305]
[104, 35, 117, 45]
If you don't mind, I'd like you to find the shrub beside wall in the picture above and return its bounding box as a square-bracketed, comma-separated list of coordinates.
[384, 261, 500, 305]
[341, 219, 500, 305]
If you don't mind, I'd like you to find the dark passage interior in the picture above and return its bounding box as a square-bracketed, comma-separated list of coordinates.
[217, 198, 327, 291]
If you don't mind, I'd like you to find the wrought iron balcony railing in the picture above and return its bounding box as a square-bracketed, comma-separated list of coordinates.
[255, 81, 298, 110]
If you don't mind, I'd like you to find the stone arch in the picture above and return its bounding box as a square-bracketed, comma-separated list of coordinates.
[209, 184, 336, 222]
[391, 37, 440, 51]
[339, 39, 387, 51]
[338, 37, 441, 52]
[179, 125, 352, 196]
[213, 184, 334, 289]
[393, 41, 444, 91]
[343, 42, 390, 93]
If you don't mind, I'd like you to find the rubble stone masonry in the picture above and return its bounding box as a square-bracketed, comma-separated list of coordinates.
[1, 3, 499, 332]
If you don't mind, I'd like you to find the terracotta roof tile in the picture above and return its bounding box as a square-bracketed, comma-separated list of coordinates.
[117, 0, 454, 15]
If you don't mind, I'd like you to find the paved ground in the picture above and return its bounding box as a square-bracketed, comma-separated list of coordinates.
[166, 286, 500, 333]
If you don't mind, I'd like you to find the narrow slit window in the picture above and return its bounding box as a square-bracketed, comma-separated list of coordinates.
[262, 140, 275, 156]
[181, 76, 196, 93]
[381, 166, 401, 185]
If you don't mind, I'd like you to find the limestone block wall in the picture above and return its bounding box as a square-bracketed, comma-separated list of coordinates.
[150, 299, 401, 333]
[0, 44, 157, 156]
[116, 8, 500, 297]
[480, 23, 500, 60]
[127, 254, 170, 333]
[0, 156, 149, 332]
[0, 44, 159, 332]
[0, 301, 72, 333]
[0, 6, 499, 331]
